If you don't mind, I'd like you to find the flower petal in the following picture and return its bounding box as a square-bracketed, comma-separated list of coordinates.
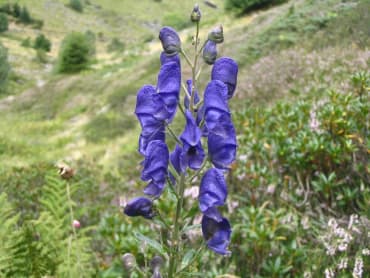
[211, 57, 238, 99]
[124, 197, 154, 219]
[202, 215, 231, 255]
[199, 168, 227, 220]
[159, 27, 181, 56]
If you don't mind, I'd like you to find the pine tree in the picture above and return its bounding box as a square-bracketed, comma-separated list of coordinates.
[19, 6, 32, 24]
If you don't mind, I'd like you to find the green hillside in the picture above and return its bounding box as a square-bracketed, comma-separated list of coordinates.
[0, 0, 369, 276]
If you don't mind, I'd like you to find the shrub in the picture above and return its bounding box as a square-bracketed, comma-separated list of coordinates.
[225, 0, 287, 15]
[34, 34, 51, 52]
[57, 32, 91, 73]
[0, 43, 10, 93]
[19, 6, 32, 24]
[69, 0, 83, 13]
[0, 4, 12, 15]
[12, 3, 21, 18]
[0, 12, 8, 32]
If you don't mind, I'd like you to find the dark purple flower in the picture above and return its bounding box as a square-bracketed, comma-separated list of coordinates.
[157, 56, 181, 122]
[180, 110, 205, 170]
[135, 85, 168, 155]
[159, 27, 181, 56]
[202, 215, 231, 255]
[141, 140, 169, 197]
[211, 57, 238, 99]
[160, 52, 180, 66]
[169, 144, 183, 184]
[208, 131, 237, 169]
[124, 197, 154, 219]
[199, 168, 227, 222]
[184, 79, 200, 110]
[203, 80, 230, 133]
[202, 40, 217, 65]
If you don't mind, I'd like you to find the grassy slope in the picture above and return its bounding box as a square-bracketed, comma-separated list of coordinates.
[0, 0, 368, 177]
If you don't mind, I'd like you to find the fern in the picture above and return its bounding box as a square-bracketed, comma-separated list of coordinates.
[0, 173, 96, 277]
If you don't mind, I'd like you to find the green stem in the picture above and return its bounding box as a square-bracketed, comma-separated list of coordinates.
[168, 174, 186, 278]
[166, 124, 182, 146]
[66, 181, 82, 272]
[180, 49, 193, 68]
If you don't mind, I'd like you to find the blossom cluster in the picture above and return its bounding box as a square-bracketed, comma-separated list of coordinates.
[124, 25, 238, 255]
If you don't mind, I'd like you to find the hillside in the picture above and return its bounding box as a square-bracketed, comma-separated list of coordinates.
[0, 0, 369, 276]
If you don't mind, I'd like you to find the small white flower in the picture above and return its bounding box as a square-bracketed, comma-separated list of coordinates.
[362, 248, 370, 256]
[324, 268, 335, 278]
[337, 257, 348, 270]
[352, 257, 363, 278]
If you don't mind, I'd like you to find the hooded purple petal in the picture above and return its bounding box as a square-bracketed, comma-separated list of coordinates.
[202, 40, 217, 65]
[184, 79, 200, 110]
[160, 52, 180, 66]
[141, 140, 169, 197]
[202, 215, 231, 255]
[208, 133, 237, 169]
[159, 27, 181, 56]
[138, 128, 165, 155]
[199, 168, 227, 221]
[211, 57, 238, 99]
[204, 80, 230, 115]
[157, 60, 181, 122]
[180, 111, 205, 170]
[124, 197, 154, 219]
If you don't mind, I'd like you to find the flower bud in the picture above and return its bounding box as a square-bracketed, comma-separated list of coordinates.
[150, 255, 164, 271]
[190, 4, 201, 22]
[159, 27, 181, 56]
[124, 197, 154, 219]
[121, 253, 136, 272]
[208, 25, 223, 44]
[72, 220, 81, 229]
[202, 40, 217, 65]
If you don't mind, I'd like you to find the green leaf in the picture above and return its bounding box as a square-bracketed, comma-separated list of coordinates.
[133, 232, 167, 257]
[181, 249, 196, 269]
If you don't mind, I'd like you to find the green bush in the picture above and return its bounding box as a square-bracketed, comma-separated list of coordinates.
[69, 0, 83, 13]
[57, 32, 91, 73]
[34, 34, 51, 52]
[0, 43, 10, 93]
[0, 4, 12, 15]
[12, 3, 21, 18]
[19, 6, 32, 24]
[0, 12, 8, 32]
[225, 0, 287, 15]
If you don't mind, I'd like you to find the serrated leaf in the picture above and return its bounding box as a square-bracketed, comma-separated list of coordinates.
[134, 232, 167, 257]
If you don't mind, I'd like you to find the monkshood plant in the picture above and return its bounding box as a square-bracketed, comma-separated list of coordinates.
[123, 4, 238, 277]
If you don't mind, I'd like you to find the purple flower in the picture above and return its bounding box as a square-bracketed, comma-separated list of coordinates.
[124, 197, 154, 219]
[159, 27, 181, 56]
[169, 144, 183, 184]
[202, 40, 217, 65]
[199, 168, 227, 222]
[212, 58, 238, 99]
[208, 131, 237, 169]
[202, 215, 231, 255]
[184, 79, 200, 110]
[160, 52, 180, 66]
[141, 140, 169, 197]
[135, 85, 168, 155]
[180, 110, 205, 170]
[203, 80, 230, 132]
[208, 25, 224, 44]
[157, 54, 181, 122]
